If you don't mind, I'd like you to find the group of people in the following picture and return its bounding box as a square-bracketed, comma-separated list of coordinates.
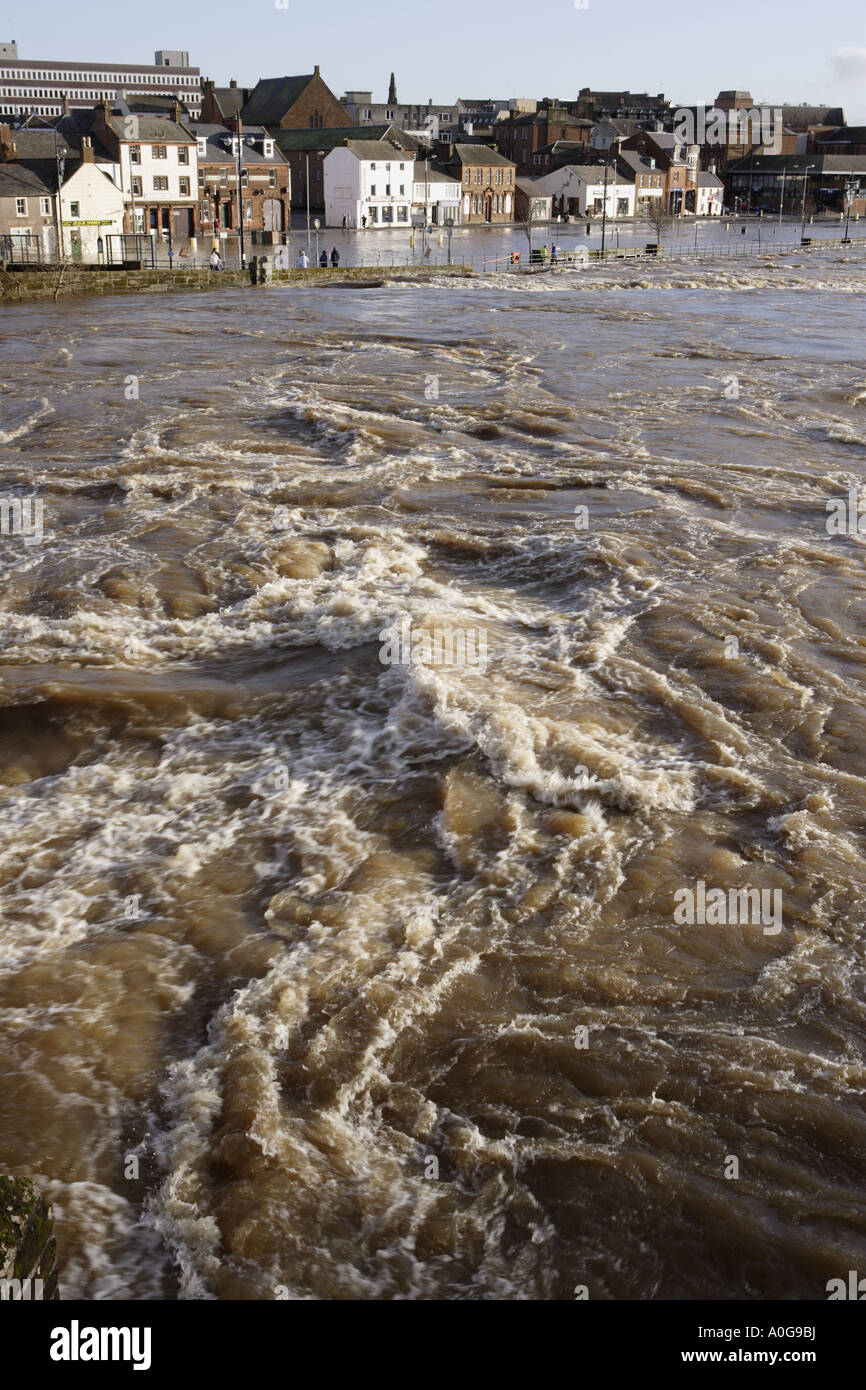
[536, 243, 560, 264]
[297, 247, 341, 269]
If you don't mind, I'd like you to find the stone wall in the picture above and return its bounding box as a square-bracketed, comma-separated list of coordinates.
[0, 263, 470, 303]
[0, 1176, 59, 1300]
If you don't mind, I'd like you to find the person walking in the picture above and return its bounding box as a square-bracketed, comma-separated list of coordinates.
[298, 248, 309, 269]
[209, 248, 222, 271]
[341, 215, 347, 231]
[361, 215, 367, 230]
[551, 242, 558, 264]
[330, 246, 340, 267]
[319, 249, 328, 268]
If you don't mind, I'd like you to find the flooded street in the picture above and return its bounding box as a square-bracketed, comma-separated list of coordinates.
[1, 247, 865, 1300]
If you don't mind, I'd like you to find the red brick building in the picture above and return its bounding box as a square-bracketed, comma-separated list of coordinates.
[496, 108, 592, 174]
[241, 68, 351, 131]
[195, 123, 290, 238]
[437, 143, 516, 223]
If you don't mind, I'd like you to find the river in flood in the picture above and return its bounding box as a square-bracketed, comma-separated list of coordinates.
[0, 246, 865, 1300]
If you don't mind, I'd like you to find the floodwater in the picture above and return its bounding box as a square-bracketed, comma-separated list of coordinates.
[0, 247, 864, 1300]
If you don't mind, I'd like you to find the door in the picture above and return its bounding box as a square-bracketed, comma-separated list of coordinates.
[262, 198, 283, 231]
[70, 230, 82, 262]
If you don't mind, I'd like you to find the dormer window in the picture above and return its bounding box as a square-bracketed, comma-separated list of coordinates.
[263, 139, 274, 158]
[197, 137, 207, 157]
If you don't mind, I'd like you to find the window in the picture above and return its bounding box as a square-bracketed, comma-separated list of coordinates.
[178, 145, 188, 164]
[132, 176, 142, 196]
[496, 168, 503, 183]
[199, 200, 210, 221]
[397, 205, 408, 221]
[15, 197, 26, 215]
[179, 177, 190, 195]
[69, 200, 80, 217]
[153, 144, 167, 159]
[369, 205, 378, 222]
[245, 200, 252, 220]
[153, 176, 168, 191]
[130, 144, 141, 163]
[385, 183, 391, 195]
[40, 197, 51, 215]
[263, 140, 273, 157]
[370, 162, 376, 170]
[399, 184, 405, 195]
[370, 184, 376, 195]
[474, 168, 482, 184]
[269, 168, 276, 187]
[219, 170, 228, 187]
[197, 137, 207, 157]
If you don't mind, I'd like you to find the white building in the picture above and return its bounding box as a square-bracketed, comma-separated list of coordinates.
[696, 170, 724, 215]
[0, 42, 201, 120]
[324, 140, 415, 228]
[59, 154, 125, 260]
[528, 163, 636, 218]
[412, 163, 462, 225]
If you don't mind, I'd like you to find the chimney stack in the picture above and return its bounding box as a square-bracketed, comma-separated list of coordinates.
[0, 124, 16, 161]
[81, 135, 94, 163]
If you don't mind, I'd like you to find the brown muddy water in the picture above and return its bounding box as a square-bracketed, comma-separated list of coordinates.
[0, 250, 865, 1301]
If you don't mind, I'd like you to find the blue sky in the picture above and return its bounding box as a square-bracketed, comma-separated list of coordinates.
[10, 0, 866, 119]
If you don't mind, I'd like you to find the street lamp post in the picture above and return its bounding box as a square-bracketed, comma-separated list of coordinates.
[306, 155, 311, 247]
[314, 217, 320, 264]
[779, 167, 786, 225]
[800, 164, 815, 240]
[600, 151, 609, 256]
[235, 116, 246, 268]
[843, 180, 856, 242]
[444, 214, 454, 265]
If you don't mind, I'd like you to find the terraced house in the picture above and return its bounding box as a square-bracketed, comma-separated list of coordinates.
[194, 123, 290, 240]
[437, 144, 516, 223]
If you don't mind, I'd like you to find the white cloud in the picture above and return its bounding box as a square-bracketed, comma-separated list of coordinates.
[829, 46, 866, 83]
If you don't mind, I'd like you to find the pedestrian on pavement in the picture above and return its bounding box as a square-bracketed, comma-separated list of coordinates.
[319, 249, 328, 268]
[361, 215, 367, 229]
[330, 246, 340, 267]
[342, 215, 347, 231]
[298, 249, 309, 268]
[551, 243, 558, 264]
[209, 248, 222, 271]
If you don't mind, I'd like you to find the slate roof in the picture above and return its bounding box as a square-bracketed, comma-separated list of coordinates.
[194, 123, 288, 164]
[0, 162, 55, 198]
[0, 126, 75, 160]
[273, 124, 417, 153]
[208, 87, 245, 120]
[446, 143, 515, 166]
[105, 115, 194, 143]
[780, 105, 844, 129]
[241, 76, 316, 125]
[815, 126, 866, 144]
[726, 153, 866, 174]
[698, 170, 724, 186]
[413, 162, 460, 183]
[339, 140, 416, 161]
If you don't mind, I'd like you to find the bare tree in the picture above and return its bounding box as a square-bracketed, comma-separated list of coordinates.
[645, 206, 672, 246]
